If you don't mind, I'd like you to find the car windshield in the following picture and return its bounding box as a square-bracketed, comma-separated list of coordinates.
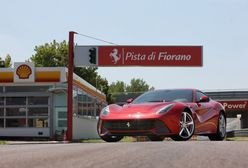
[132, 90, 193, 104]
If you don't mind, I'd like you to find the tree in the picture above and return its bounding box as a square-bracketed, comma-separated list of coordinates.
[30, 40, 111, 103]
[31, 40, 68, 67]
[109, 81, 126, 93]
[0, 54, 12, 67]
[109, 78, 152, 93]
[126, 78, 150, 92]
[4, 54, 12, 67]
[74, 67, 98, 86]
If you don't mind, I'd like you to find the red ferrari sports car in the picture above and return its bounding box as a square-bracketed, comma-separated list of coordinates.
[98, 89, 226, 142]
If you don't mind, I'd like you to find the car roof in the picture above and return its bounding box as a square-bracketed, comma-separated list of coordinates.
[151, 88, 198, 92]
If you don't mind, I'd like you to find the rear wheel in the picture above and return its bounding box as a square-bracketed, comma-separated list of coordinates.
[171, 111, 195, 141]
[148, 135, 165, 141]
[208, 112, 226, 141]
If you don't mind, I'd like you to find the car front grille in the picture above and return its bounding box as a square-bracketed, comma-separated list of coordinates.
[103, 119, 164, 131]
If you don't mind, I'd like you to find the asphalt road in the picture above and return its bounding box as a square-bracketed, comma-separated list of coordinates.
[0, 141, 248, 168]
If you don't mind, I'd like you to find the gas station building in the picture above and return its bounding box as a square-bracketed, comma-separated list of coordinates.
[0, 62, 107, 140]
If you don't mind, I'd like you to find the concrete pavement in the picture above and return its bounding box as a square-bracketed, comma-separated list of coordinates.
[0, 141, 248, 168]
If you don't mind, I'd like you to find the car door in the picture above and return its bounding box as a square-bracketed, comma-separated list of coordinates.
[194, 91, 215, 133]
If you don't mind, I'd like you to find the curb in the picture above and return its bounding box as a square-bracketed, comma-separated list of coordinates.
[6, 141, 70, 145]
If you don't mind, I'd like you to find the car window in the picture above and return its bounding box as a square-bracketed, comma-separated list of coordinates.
[196, 91, 207, 102]
[132, 90, 193, 104]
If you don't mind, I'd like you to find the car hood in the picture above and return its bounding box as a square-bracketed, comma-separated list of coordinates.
[102, 102, 176, 119]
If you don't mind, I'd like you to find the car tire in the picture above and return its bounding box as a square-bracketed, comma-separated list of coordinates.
[171, 111, 195, 141]
[208, 112, 226, 141]
[148, 135, 165, 141]
[100, 135, 124, 142]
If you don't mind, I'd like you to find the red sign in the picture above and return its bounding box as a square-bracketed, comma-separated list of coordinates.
[219, 101, 248, 111]
[98, 46, 202, 66]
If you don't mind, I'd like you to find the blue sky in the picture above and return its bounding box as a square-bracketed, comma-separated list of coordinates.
[1, 0, 248, 90]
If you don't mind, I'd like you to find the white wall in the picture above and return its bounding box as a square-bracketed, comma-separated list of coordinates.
[0, 128, 49, 137]
[227, 118, 241, 131]
[72, 116, 99, 140]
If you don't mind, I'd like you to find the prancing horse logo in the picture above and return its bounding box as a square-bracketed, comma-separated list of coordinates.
[126, 122, 131, 128]
[109, 48, 121, 64]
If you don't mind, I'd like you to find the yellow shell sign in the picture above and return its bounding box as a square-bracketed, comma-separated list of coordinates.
[16, 64, 32, 79]
[14, 62, 35, 83]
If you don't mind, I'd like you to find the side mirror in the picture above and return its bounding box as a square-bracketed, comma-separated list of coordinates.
[199, 96, 210, 103]
[126, 98, 133, 104]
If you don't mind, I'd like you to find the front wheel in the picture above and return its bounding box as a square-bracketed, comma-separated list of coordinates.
[97, 120, 123, 142]
[171, 111, 195, 141]
[208, 112, 226, 141]
[100, 135, 124, 142]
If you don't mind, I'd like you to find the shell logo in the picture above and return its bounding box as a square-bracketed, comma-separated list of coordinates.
[16, 64, 32, 79]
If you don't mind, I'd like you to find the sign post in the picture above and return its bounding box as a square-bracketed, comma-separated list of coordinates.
[67, 31, 76, 141]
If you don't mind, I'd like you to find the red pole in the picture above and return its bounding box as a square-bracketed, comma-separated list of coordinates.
[67, 31, 76, 141]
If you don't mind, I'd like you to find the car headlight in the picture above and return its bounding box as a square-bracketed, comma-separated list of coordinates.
[156, 104, 175, 114]
[101, 106, 110, 116]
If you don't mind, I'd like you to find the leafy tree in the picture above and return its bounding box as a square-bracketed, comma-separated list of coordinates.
[0, 54, 12, 67]
[109, 78, 152, 104]
[74, 67, 98, 86]
[30, 40, 111, 103]
[31, 40, 68, 67]
[109, 81, 126, 93]
[149, 86, 155, 91]
[109, 78, 151, 94]
[95, 75, 113, 103]
[126, 78, 150, 92]
[4, 54, 12, 67]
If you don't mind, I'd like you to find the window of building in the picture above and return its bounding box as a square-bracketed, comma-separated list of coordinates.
[96, 102, 104, 117]
[6, 97, 26, 105]
[0, 119, 4, 127]
[73, 85, 106, 118]
[5, 86, 49, 92]
[0, 87, 3, 93]
[83, 95, 87, 102]
[28, 107, 48, 116]
[28, 118, 48, 128]
[55, 107, 67, 130]
[0, 95, 50, 128]
[6, 118, 26, 127]
[76, 92, 97, 117]
[78, 103, 83, 115]
[58, 111, 67, 118]
[6, 108, 26, 116]
[0, 108, 3, 116]
[28, 97, 49, 105]
[0, 97, 4, 105]
[58, 120, 67, 127]
[78, 94, 84, 102]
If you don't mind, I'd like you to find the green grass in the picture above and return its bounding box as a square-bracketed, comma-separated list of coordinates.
[120, 136, 137, 142]
[226, 137, 248, 141]
[0, 140, 7, 145]
[80, 139, 104, 143]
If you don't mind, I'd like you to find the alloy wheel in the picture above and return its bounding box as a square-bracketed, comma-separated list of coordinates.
[179, 112, 194, 139]
[219, 114, 226, 138]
